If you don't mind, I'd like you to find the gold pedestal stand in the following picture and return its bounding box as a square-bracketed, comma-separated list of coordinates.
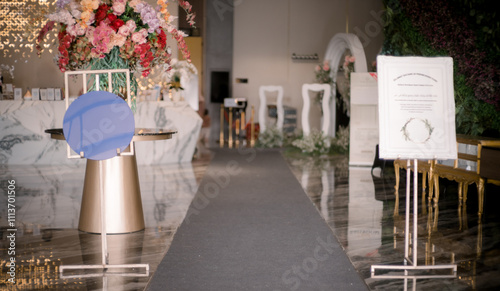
[79, 151, 144, 234]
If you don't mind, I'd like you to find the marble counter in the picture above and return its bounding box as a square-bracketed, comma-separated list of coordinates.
[0, 100, 202, 165]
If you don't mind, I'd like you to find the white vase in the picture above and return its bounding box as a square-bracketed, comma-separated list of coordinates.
[169, 89, 182, 102]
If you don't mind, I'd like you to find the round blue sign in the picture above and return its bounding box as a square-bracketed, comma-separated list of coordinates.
[63, 91, 135, 161]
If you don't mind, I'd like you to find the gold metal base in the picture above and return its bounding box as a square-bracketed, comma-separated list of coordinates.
[79, 153, 145, 234]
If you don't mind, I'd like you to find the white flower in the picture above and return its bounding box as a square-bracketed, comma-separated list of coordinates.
[48, 9, 76, 26]
[162, 58, 197, 84]
[292, 129, 330, 155]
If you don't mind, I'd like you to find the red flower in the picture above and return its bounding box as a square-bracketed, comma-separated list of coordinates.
[110, 19, 125, 31]
[134, 43, 151, 57]
[141, 69, 150, 77]
[58, 46, 68, 56]
[141, 51, 153, 67]
[157, 29, 167, 48]
[63, 35, 72, 47]
[58, 56, 69, 68]
[58, 30, 65, 41]
[133, 43, 155, 72]
[95, 4, 110, 24]
[107, 13, 117, 23]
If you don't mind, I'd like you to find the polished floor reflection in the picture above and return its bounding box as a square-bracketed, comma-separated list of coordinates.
[0, 154, 212, 291]
[1, 151, 500, 290]
[284, 152, 500, 291]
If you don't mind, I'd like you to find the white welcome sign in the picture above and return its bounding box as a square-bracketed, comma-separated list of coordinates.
[377, 56, 457, 160]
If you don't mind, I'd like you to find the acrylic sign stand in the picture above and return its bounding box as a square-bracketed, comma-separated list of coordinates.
[59, 79, 149, 278]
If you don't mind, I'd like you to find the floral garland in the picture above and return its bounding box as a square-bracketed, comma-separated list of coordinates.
[37, 0, 196, 78]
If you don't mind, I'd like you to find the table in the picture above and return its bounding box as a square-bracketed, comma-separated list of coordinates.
[46, 128, 176, 233]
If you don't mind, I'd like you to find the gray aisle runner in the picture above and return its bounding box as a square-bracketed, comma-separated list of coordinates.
[147, 149, 368, 290]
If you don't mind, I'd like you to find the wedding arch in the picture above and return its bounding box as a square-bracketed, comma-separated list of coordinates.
[324, 33, 368, 137]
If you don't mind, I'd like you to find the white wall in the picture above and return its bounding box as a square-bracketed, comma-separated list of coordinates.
[233, 0, 384, 131]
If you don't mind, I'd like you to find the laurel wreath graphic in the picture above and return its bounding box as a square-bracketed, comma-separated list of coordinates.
[401, 118, 434, 143]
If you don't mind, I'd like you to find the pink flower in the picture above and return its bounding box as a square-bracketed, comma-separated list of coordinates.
[108, 33, 126, 50]
[349, 56, 355, 63]
[112, 0, 126, 16]
[170, 28, 191, 61]
[85, 26, 96, 43]
[131, 28, 148, 44]
[315, 65, 321, 72]
[66, 22, 86, 37]
[118, 20, 136, 36]
[37, 0, 196, 77]
[129, 0, 142, 10]
[91, 22, 115, 56]
[187, 13, 196, 26]
[322, 63, 330, 71]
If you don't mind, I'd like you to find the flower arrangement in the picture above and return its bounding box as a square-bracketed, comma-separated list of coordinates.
[257, 125, 284, 148]
[291, 129, 331, 156]
[343, 55, 355, 75]
[163, 57, 197, 91]
[314, 60, 334, 85]
[37, 0, 196, 78]
[314, 60, 334, 109]
[330, 125, 349, 154]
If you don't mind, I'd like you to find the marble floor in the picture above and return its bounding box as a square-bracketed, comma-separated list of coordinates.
[1, 150, 500, 290]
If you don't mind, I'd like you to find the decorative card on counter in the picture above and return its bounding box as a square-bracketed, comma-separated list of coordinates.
[14, 88, 22, 100]
[40, 89, 47, 101]
[377, 56, 457, 160]
[47, 88, 55, 101]
[54, 88, 62, 100]
[32, 88, 40, 100]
